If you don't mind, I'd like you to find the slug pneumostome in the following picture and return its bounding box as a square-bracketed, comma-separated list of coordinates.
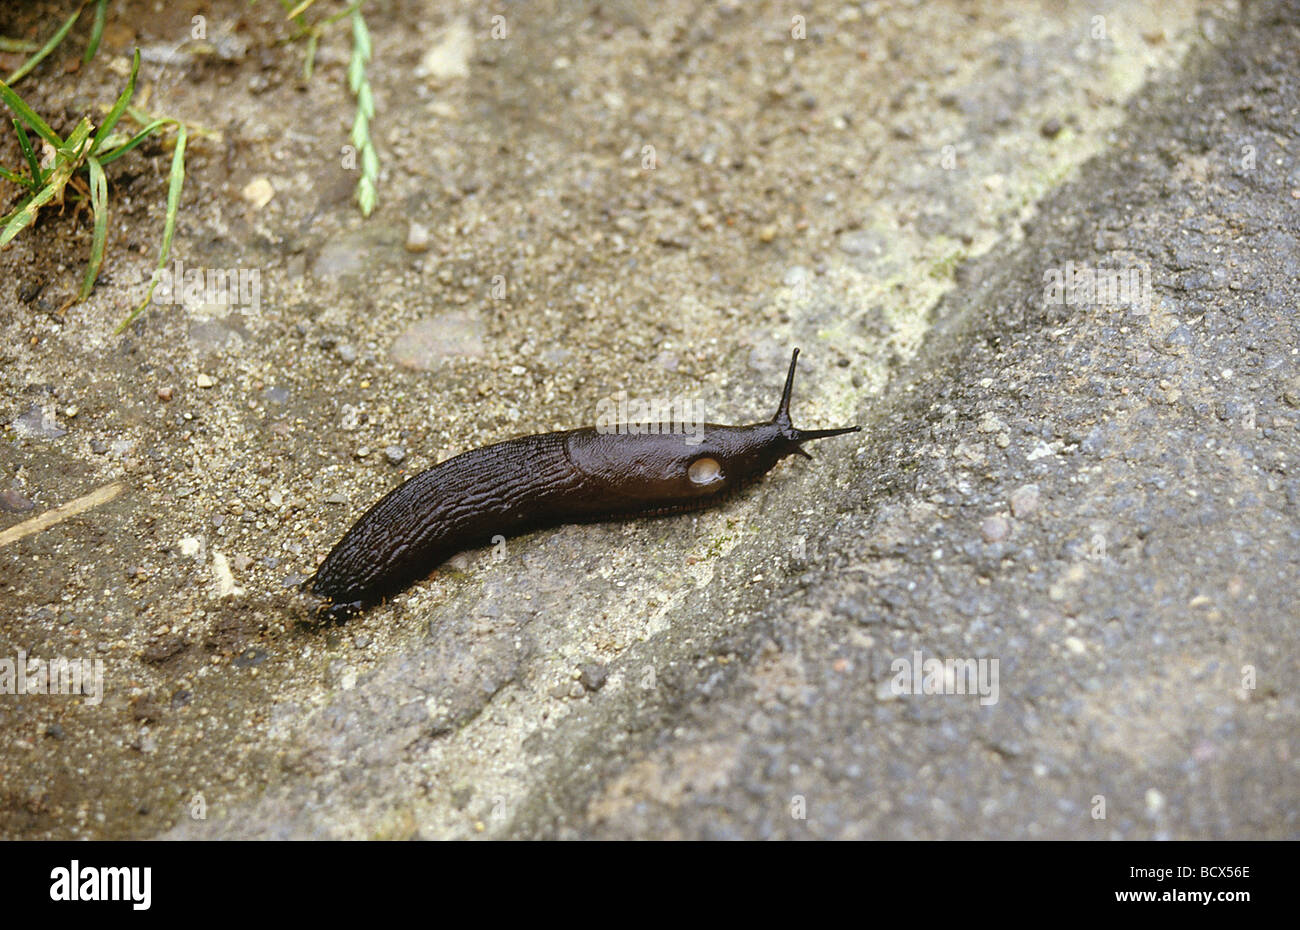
[305, 349, 858, 619]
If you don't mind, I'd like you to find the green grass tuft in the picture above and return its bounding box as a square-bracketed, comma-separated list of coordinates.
[0, 46, 189, 318]
[114, 124, 186, 333]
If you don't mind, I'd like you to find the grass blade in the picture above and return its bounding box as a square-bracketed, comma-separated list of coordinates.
[0, 164, 38, 191]
[78, 155, 108, 301]
[323, 1, 364, 29]
[90, 48, 139, 155]
[302, 32, 317, 81]
[285, 0, 321, 20]
[0, 155, 74, 248]
[83, 0, 107, 64]
[96, 117, 171, 166]
[13, 117, 46, 185]
[0, 189, 36, 227]
[0, 78, 64, 147]
[6, 5, 85, 86]
[116, 124, 186, 333]
[0, 38, 39, 54]
[56, 116, 93, 161]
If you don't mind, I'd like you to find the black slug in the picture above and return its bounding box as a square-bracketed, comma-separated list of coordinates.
[305, 348, 858, 619]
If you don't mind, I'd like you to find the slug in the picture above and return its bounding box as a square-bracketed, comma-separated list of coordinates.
[305, 348, 858, 619]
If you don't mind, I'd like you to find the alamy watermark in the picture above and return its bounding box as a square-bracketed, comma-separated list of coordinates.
[0, 650, 103, 706]
[49, 860, 150, 910]
[594, 392, 706, 445]
[1043, 261, 1151, 311]
[149, 258, 262, 312]
[889, 650, 999, 706]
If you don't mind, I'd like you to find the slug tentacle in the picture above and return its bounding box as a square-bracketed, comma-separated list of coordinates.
[306, 349, 858, 616]
[772, 347, 861, 450]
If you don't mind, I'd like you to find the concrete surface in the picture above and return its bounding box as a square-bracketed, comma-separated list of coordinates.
[0, 0, 1294, 839]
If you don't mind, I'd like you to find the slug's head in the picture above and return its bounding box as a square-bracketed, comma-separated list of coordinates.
[663, 347, 859, 495]
[569, 349, 859, 509]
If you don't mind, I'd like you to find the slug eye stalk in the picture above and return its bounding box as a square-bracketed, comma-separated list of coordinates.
[772, 347, 861, 457]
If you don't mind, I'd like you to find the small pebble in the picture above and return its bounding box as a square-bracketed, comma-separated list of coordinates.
[1040, 117, 1063, 139]
[157, 386, 174, 401]
[405, 222, 431, 252]
[981, 515, 1010, 543]
[783, 266, 809, 287]
[0, 489, 34, 513]
[241, 176, 274, 209]
[579, 664, 608, 692]
[384, 445, 407, 465]
[196, 374, 215, 389]
[337, 344, 358, 363]
[1009, 484, 1040, 518]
